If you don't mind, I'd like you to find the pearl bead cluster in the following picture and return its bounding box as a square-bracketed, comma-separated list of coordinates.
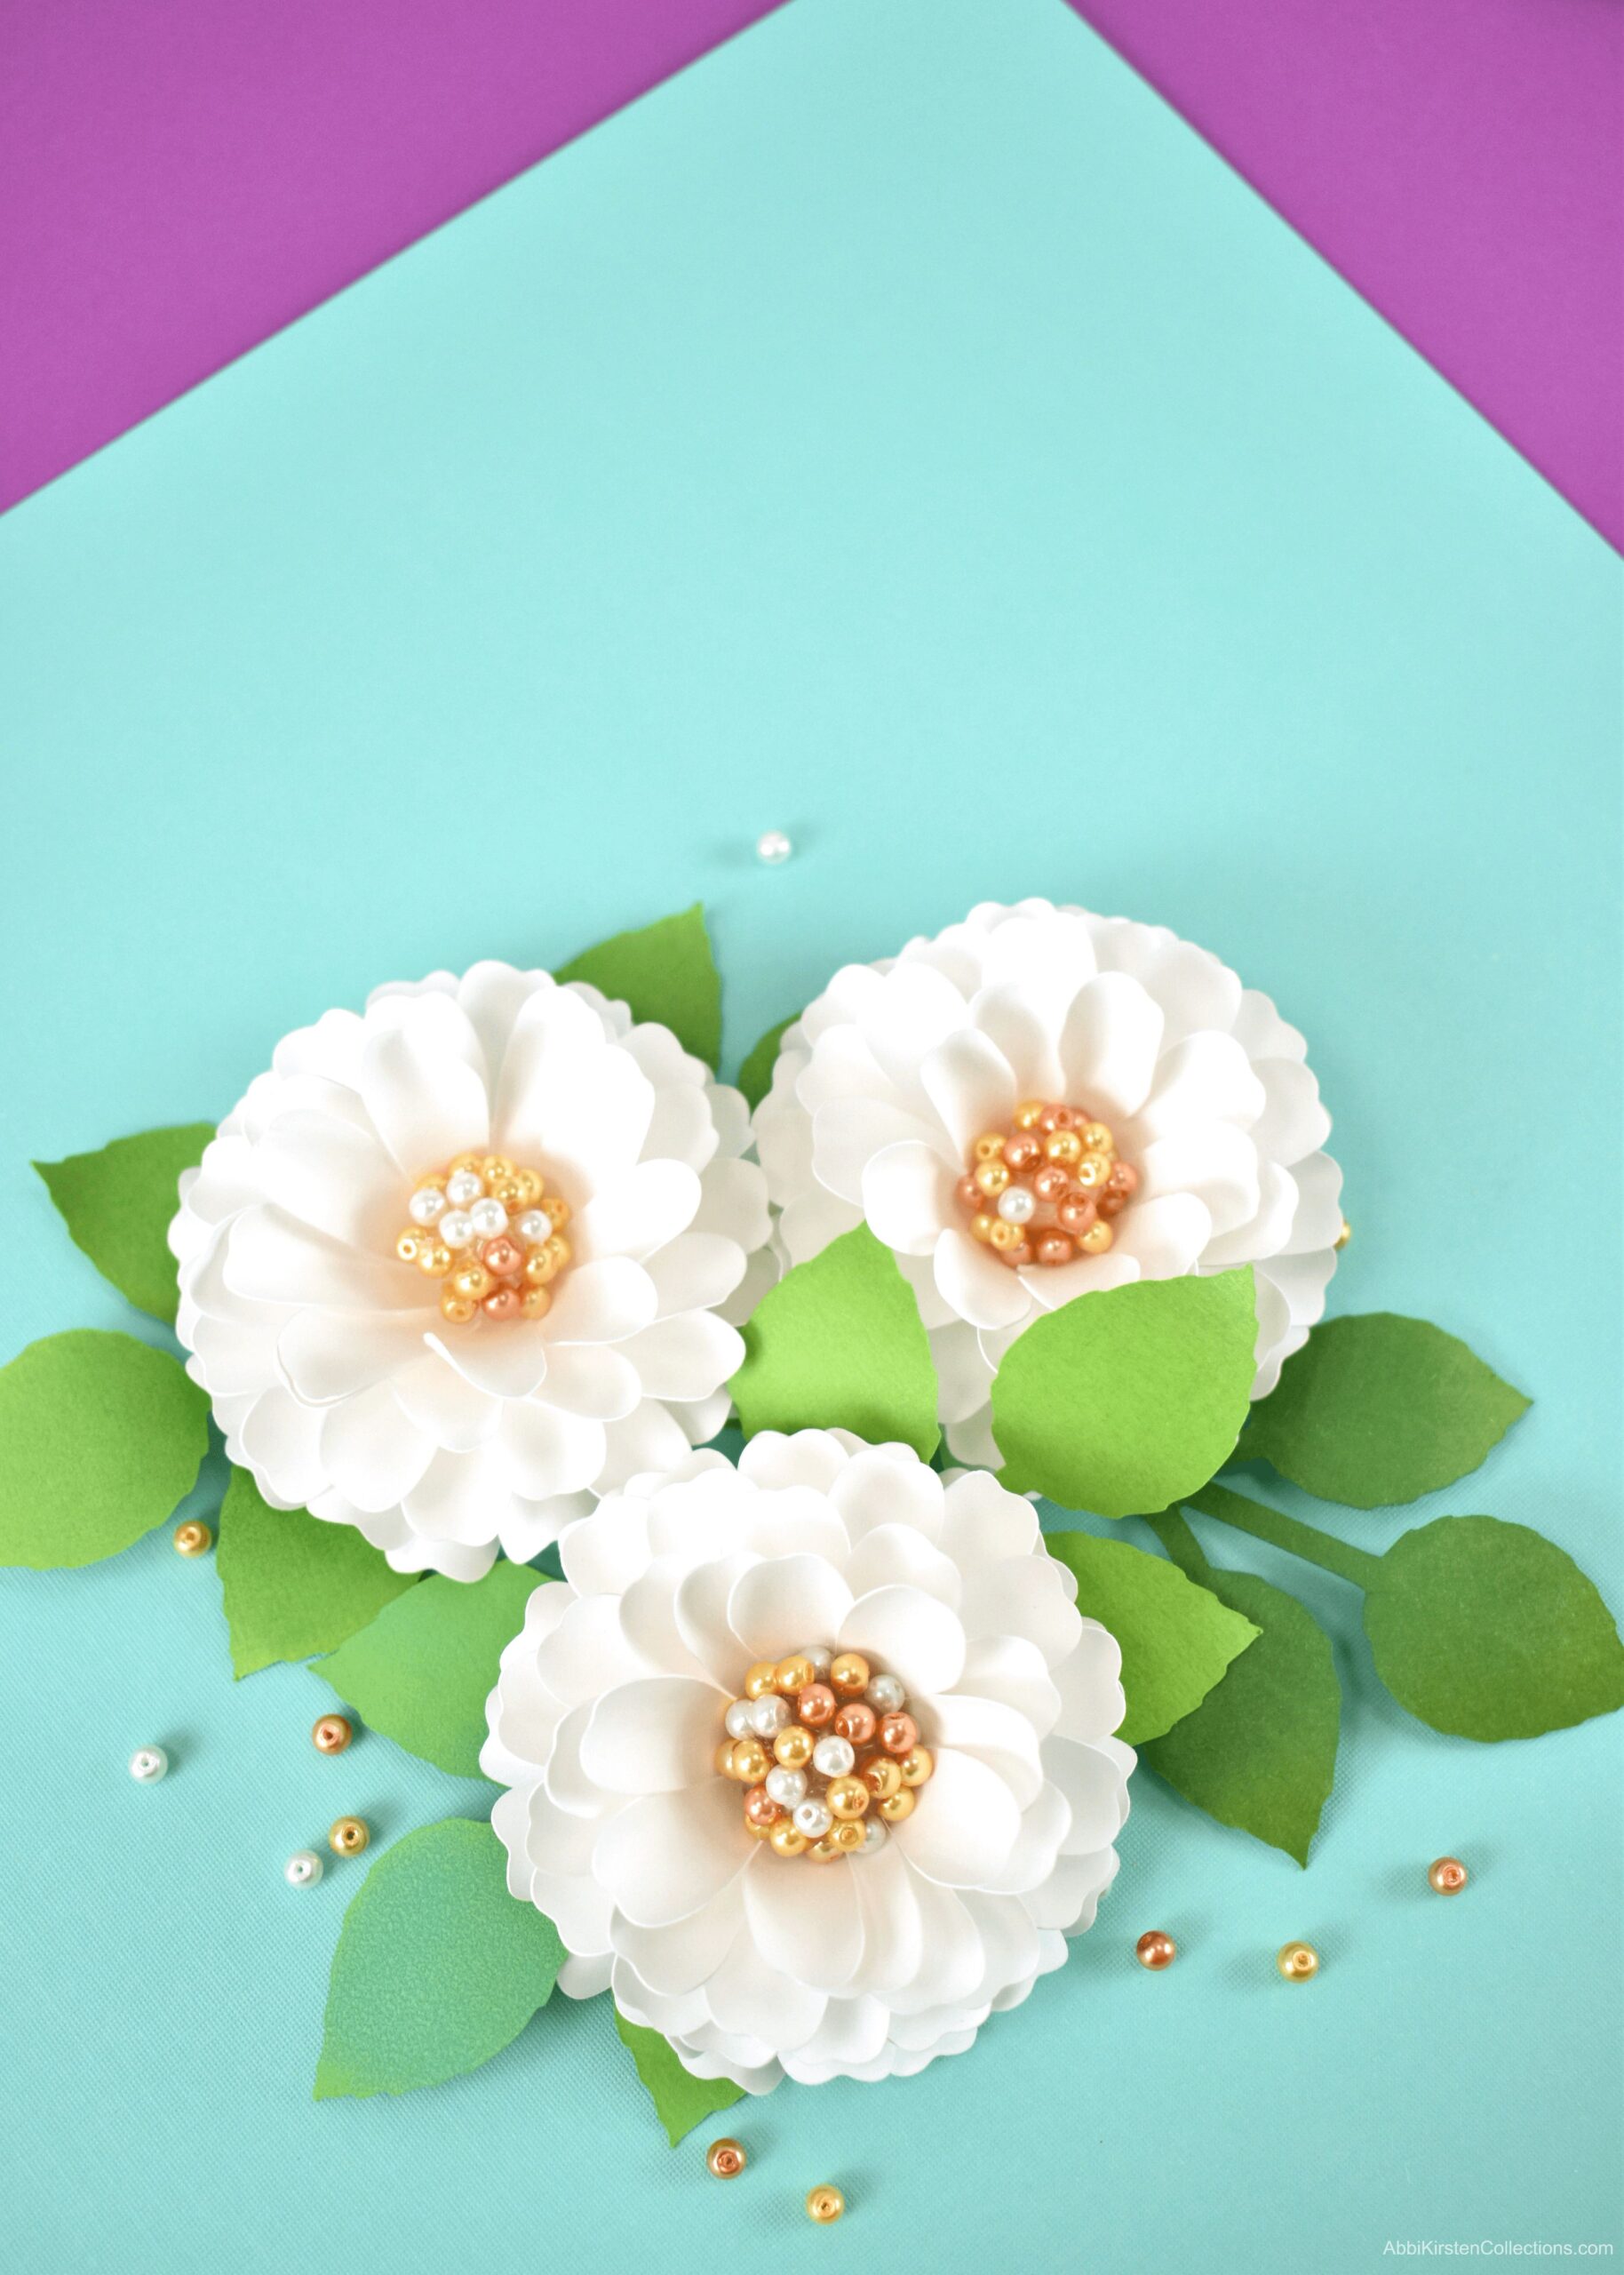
[716, 1650, 934, 1863]
[394, 1152, 572, 1325]
[956, 1098, 1139, 1269]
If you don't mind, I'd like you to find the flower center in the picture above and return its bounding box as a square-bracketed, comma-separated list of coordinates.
[394, 1153, 572, 1326]
[955, 1098, 1138, 1268]
[717, 1648, 934, 1863]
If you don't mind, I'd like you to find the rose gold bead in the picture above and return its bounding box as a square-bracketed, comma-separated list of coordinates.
[1031, 1163, 1070, 1203]
[1035, 1233, 1075, 1266]
[1005, 1132, 1043, 1172]
[1003, 1241, 1033, 1268]
[706, 2138, 746, 2179]
[832, 1702, 876, 1747]
[1038, 1104, 1074, 1131]
[955, 1174, 983, 1213]
[1428, 1856, 1469, 1895]
[312, 1714, 353, 1755]
[878, 1711, 919, 1755]
[797, 1683, 837, 1728]
[482, 1286, 521, 1320]
[1107, 1161, 1139, 1197]
[743, 1784, 780, 1829]
[1057, 1194, 1097, 1235]
[1097, 1192, 1127, 1217]
[1135, 1929, 1176, 1971]
[482, 1235, 523, 1278]
[829, 1653, 870, 1696]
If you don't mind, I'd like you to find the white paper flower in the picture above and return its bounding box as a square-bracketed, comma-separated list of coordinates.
[752, 899, 1341, 1466]
[482, 1430, 1132, 2090]
[171, 963, 772, 1578]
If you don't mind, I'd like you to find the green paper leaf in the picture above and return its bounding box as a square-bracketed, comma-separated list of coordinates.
[1044, 1530, 1259, 1744]
[314, 1818, 564, 2100]
[1363, 1515, 1624, 1741]
[33, 1123, 213, 1324]
[736, 1013, 797, 1109]
[319, 1563, 549, 1776]
[731, 1224, 940, 1459]
[1141, 1518, 1340, 1864]
[557, 902, 721, 1068]
[1246, 1313, 1530, 1508]
[0, 1329, 209, 1569]
[614, 2012, 744, 2145]
[992, 1268, 1256, 1519]
[216, 1465, 418, 1678]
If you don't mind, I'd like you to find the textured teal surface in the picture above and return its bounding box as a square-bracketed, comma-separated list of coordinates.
[2, 1, 1620, 2267]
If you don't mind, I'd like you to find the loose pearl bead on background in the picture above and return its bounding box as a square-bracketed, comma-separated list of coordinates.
[706, 2137, 747, 2177]
[1429, 1856, 1469, 1894]
[128, 1745, 168, 1783]
[813, 1735, 855, 1778]
[173, 1521, 211, 1556]
[312, 1713, 353, 1754]
[1335, 1217, 1352, 1250]
[865, 1673, 905, 1714]
[1135, 1930, 1176, 1971]
[285, 1850, 323, 1888]
[329, 1816, 370, 1857]
[806, 2185, 845, 2224]
[1277, 1941, 1319, 1981]
[755, 830, 792, 865]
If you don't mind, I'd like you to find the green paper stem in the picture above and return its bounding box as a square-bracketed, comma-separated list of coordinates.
[1185, 1481, 1381, 1590]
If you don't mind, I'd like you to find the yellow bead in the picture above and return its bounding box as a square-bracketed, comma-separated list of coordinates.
[523, 1249, 557, 1285]
[989, 1220, 1024, 1252]
[862, 1756, 903, 1801]
[832, 1819, 864, 1851]
[1080, 1122, 1114, 1153]
[480, 1155, 515, 1186]
[829, 1653, 870, 1696]
[448, 1153, 484, 1177]
[328, 1816, 370, 1857]
[1277, 1941, 1319, 1982]
[806, 2185, 845, 2223]
[972, 1131, 1007, 1163]
[312, 1714, 353, 1754]
[1074, 1153, 1110, 1190]
[773, 1725, 815, 1770]
[730, 1737, 769, 1784]
[172, 1521, 212, 1556]
[1078, 1220, 1114, 1256]
[970, 1212, 999, 1243]
[744, 1660, 780, 1699]
[1015, 1100, 1047, 1130]
[440, 1290, 478, 1323]
[415, 1171, 449, 1194]
[768, 1819, 808, 1858]
[744, 1812, 775, 1840]
[899, 1745, 934, 1787]
[878, 1787, 916, 1823]
[543, 1233, 571, 1273]
[1335, 1217, 1352, 1251]
[416, 1241, 454, 1277]
[543, 1196, 571, 1229]
[453, 1263, 492, 1300]
[714, 1741, 737, 1776]
[396, 1229, 424, 1264]
[1045, 1129, 1083, 1166]
[775, 1655, 814, 1696]
[974, 1159, 1011, 1196]
[807, 1835, 844, 1864]
[826, 1776, 869, 1820]
[706, 2138, 747, 2178]
[491, 1178, 525, 1209]
[520, 1286, 553, 1320]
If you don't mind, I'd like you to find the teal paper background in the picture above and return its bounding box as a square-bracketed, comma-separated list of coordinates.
[2, 1, 1620, 2267]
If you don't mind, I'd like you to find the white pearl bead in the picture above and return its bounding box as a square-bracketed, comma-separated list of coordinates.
[285, 1849, 323, 1888]
[128, 1745, 168, 1784]
[724, 1699, 754, 1739]
[802, 1645, 832, 1677]
[751, 1694, 791, 1737]
[792, 1799, 832, 1840]
[445, 1169, 484, 1207]
[515, 1209, 549, 1244]
[765, 1766, 807, 1808]
[865, 1673, 906, 1714]
[860, 1818, 888, 1854]
[997, 1185, 1036, 1225]
[755, 830, 792, 866]
[438, 1209, 474, 1249]
[813, 1735, 855, 1778]
[469, 1198, 507, 1238]
[408, 1185, 447, 1225]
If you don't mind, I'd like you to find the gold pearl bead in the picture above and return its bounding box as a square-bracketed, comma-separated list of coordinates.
[395, 1229, 424, 1264]
[416, 1241, 454, 1277]
[775, 1654, 814, 1696]
[416, 1172, 448, 1194]
[807, 1835, 844, 1864]
[970, 1211, 998, 1243]
[829, 1653, 870, 1696]
[448, 1153, 484, 1177]
[1045, 1129, 1083, 1165]
[1078, 1220, 1114, 1255]
[542, 1233, 571, 1272]
[543, 1196, 571, 1229]
[522, 1249, 556, 1285]
[312, 1714, 353, 1754]
[452, 1263, 492, 1301]
[730, 1737, 770, 1784]
[972, 1132, 1006, 1162]
[329, 1816, 370, 1857]
[832, 1819, 864, 1851]
[173, 1520, 212, 1556]
[988, 1219, 1024, 1252]
[1074, 1153, 1110, 1190]
[899, 1745, 934, 1787]
[520, 1286, 552, 1319]
[440, 1291, 477, 1324]
[1277, 1941, 1319, 1982]
[490, 1178, 525, 1209]
[1080, 1122, 1113, 1153]
[773, 1725, 814, 1769]
[1135, 1929, 1176, 1970]
[513, 1169, 543, 1208]
[768, 1819, 808, 1858]
[744, 1812, 775, 1840]
[861, 1755, 903, 1800]
[480, 1155, 515, 1186]
[878, 1787, 916, 1823]
[1428, 1856, 1469, 1895]
[807, 2185, 845, 2223]
[826, 1776, 869, 1820]
[1015, 1100, 1047, 1130]
[744, 1660, 780, 1699]
[974, 1159, 1011, 1196]
[1335, 1216, 1352, 1250]
[706, 2138, 746, 2179]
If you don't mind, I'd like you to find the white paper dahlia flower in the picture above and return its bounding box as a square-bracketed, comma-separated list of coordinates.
[171, 963, 772, 1578]
[752, 899, 1341, 1467]
[482, 1430, 1132, 2090]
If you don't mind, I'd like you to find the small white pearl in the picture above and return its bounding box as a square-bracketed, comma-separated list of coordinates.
[755, 830, 792, 866]
[801, 1645, 832, 1677]
[724, 1699, 754, 1739]
[445, 1169, 484, 1207]
[751, 1694, 791, 1737]
[860, 1818, 888, 1854]
[408, 1185, 447, 1225]
[997, 1185, 1036, 1225]
[128, 1745, 168, 1784]
[285, 1849, 323, 1888]
[813, 1735, 855, 1778]
[515, 1209, 549, 1244]
[865, 1674, 906, 1714]
[439, 1209, 474, 1249]
[469, 1198, 508, 1238]
[792, 1799, 832, 1840]
[765, 1766, 807, 1808]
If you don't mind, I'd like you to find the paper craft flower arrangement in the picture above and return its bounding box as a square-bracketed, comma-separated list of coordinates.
[5, 898, 1621, 2141]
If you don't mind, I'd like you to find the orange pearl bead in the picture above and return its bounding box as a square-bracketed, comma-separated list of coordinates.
[832, 1702, 876, 1747]
[1277, 1941, 1319, 1982]
[797, 1682, 837, 1728]
[312, 1714, 353, 1754]
[1135, 1930, 1176, 1971]
[706, 2138, 746, 2179]
[1428, 1856, 1469, 1895]
[743, 1784, 780, 1829]
[878, 1712, 919, 1756]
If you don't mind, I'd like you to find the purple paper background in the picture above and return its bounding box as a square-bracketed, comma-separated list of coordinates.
[1, 0, 1619, 547]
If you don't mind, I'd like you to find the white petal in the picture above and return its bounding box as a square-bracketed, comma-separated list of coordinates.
[842, 1525, 961, 1608]
[933, 1228, 1032, 1330]
[645, 1233, 746, 1316]
[1136, 1032, 1266, 1140]
[1139, 1123, 1261, 1241]
[937, 1468, 1042, 1563]
[496, 1401, 608, 1497]
[319, 1385, 435, 1512]
[596, 1401, 697, 1491]
[1052, 1621, 1127, 1743]
[963, 1555, 1083, 1667]
[737, 1431, 853, 1492]
[811, 1100, 939, 1205]
[929, 1320, 995, 1425]
[968, 985, 1065, 1100]
[253, 1111, 399, 1249]
[743, 1845, 866, 1993]
[1047, 1736, 1131, 1854]
[1280, 1151, 1343, 1256]
[1058, 972, 1166, 1118]
[237, 1387, 328, 1505]
[705, 1930, 827, 2051]
[544, 1258, 659, 1345]
[618, 1314, 744, 1402]
[932, 1694, 1045, 1807]
[224, 1206, 423, 1311]
[861, 1143, 954, 1256]
[390, 1350, 502, 1448]
[277, 1309, 425, 1403]
[1109, 1192, 1214, 1278]
[356, 1015, 490, 1176]
[952, 1635, 1062, 1737]
[1250, 1057, 1331, 1166]
[594, 1781, 751, 1928]
[827, 1445, 944, 1544]
[728, 1556, 855, 1660]
[519, 1343, 641, 1421]
[1200, 1159, 1298, 1268]
[426, 1323, 551, 1401]
[580, 1678, 723, 1794]
[918, 1030, 1017, 1154]
[894, 1747, 1023, 1885]
[613, 1883, 745, 1996]
[840, 1585, 966, 1696]
[673, 1553, 759, 1689]
[499, 1028, 655, 1193]
[573, 1161, 702, 1263]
